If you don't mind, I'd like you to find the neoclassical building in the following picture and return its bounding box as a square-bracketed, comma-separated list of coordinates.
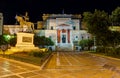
[0, 13, 3, 35]
[3, 13, 91, 51]
[34, 14, 91, 51]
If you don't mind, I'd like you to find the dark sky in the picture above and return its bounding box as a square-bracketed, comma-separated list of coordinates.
[0, 0, 120, 24]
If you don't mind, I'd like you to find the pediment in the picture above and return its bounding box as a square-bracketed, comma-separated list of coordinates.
[58, 24, 70, 26]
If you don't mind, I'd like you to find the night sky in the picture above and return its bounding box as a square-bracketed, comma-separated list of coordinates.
[0, 0, 120, 24]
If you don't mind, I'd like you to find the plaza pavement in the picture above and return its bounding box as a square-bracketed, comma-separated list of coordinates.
[0, 52, 120, 78]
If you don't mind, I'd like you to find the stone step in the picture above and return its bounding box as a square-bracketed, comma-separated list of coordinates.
[57, 46, 73, 51]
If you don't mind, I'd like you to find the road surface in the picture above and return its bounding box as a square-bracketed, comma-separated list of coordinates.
[0, 52, 120, 78]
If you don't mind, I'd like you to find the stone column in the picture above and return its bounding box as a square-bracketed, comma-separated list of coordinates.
[68, 29, 70, 43]
[70, 30, 72, 44]
[60, 30, 62, 43]
[57, 30, 61, 43]
[66, 30, 67, 43]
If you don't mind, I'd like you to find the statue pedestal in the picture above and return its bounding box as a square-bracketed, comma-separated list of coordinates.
[6, 32, 39, 54]
[15, 32, 38, 50]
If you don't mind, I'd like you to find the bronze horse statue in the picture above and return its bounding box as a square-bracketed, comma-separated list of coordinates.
[15, 14, 34, 32]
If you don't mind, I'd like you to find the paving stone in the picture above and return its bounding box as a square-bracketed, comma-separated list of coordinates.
[0, 52, 120, 78]
[10, 69, 27, 73]
[1, 75, 21, 78]
[0, 71, 12, 76]
[30, 74, 48, 78]
[19, 72, 38, 77]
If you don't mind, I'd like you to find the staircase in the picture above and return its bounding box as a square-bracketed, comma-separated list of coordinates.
[57, 43, 73, 51]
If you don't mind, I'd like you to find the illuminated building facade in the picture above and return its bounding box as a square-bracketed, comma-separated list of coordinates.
[35, 14, 91, 51]
[0, 13, 3, 35]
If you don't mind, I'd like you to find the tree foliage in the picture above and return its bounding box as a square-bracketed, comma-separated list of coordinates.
[0, 35, 8, 45]
[110, 7, 120, 26]
[83, 10, 110, 46]
[107, 31, 120, 47]
[83, 10, 110, 36]
[83, 9, 120, 48]
[9, 36, 17, 46]
[79, 39, 94, 50]
[34, 36, 54, 47]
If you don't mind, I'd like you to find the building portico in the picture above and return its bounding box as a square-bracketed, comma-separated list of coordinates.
[56, 24, 73, 51]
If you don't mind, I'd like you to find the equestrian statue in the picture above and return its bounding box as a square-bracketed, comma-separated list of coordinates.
[15, 12, 34, 33]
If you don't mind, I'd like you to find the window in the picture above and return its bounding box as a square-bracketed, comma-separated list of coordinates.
[75, 36, 78, 41]
[82, 36, 83, 40]
[49, 47, 52, 51]
[76, 47, 78, 50]
[73, 26, 76, 30]
[88, 36, 89, 39]
[49, 36, 52, 39]
[51, 26, 53, 30]
[62, 35, 66, 43]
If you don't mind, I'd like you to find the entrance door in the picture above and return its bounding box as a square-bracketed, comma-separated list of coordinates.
[62, 34, 66, 43]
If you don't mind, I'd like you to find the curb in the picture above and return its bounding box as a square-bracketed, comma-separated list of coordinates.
[40, 52, 54, 69]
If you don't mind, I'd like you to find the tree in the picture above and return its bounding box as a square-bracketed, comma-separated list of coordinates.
[83, 10, 110, 46]
[107, 31, 120, 47]
[79, 39, 94, 50]
[45, 37, 54, 46]
[0, 35, 9, 52]
[83, 10, 110, 35]
[34, 36, 54, 47]
[9, 36, 17, 46]
[0, 35, 8, 45]
[110, 7, 120, 26]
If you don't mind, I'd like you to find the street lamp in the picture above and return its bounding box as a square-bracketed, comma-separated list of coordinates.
[94, 36, 96, 51]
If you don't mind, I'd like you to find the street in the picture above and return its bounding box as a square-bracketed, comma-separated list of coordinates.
[0, 52, 120, 78]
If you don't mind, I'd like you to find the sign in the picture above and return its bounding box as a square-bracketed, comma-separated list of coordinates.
[22, 37, 32, 43]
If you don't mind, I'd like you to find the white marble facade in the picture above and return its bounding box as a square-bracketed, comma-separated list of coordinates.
[3, 25, 22, 34]
[36, 14, 91, 51]
[0, 13, 3, 35]
[37, 30, 90, 51]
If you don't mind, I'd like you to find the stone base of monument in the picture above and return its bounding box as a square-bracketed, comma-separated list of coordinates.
[6, 47, 39, 54]
[57, 43, 73, 51]
[15, 32, 39, 51]
[6, 33, 39, 54]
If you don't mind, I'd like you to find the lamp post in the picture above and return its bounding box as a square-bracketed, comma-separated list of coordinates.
[94, 36, 96, 51]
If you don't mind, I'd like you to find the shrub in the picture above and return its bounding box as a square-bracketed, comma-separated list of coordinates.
[28, 51, 50, 58]
[115, 47, 120, 55]
[96, 47, 105, 53]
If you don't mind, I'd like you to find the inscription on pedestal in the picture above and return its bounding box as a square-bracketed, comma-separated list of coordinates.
[22, 37, 32, 43]
[16, 33, 35, 48]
